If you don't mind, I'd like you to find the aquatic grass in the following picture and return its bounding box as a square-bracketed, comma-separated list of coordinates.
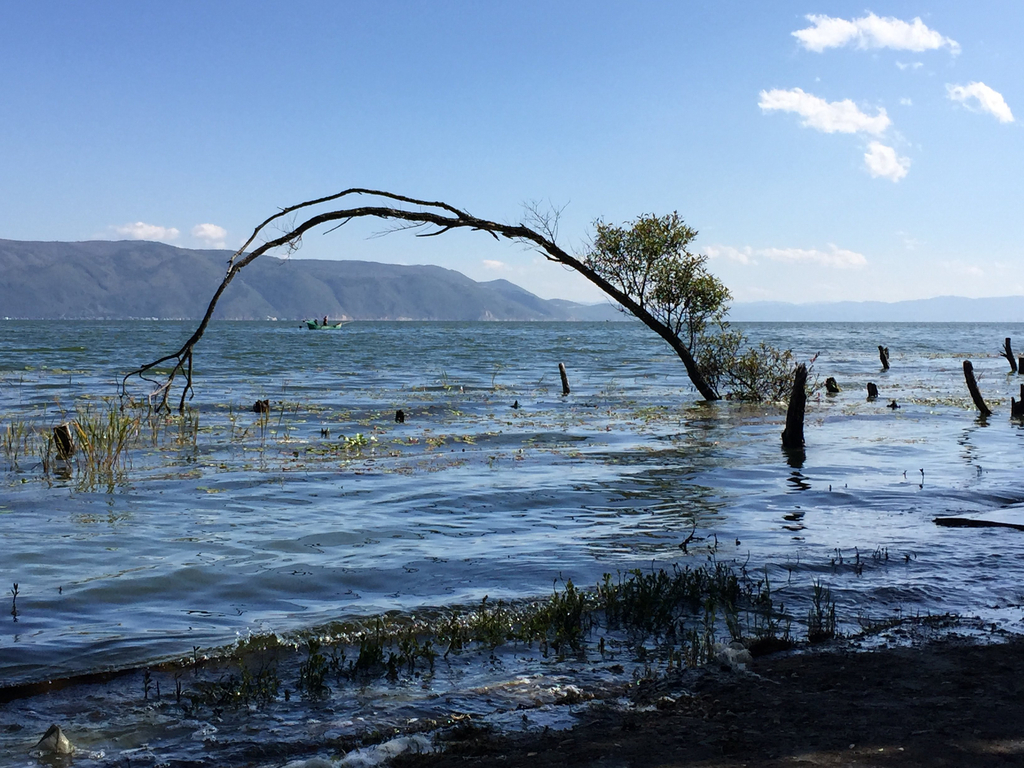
[1, 416, 36, 471]
[806, 580, 838, 644]
[71, 400, 141, 488]
[297, 637, 330, 699]
[170, 561, 831, 715]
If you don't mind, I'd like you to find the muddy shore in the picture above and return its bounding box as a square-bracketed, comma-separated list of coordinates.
[397, 634, 1024, 767]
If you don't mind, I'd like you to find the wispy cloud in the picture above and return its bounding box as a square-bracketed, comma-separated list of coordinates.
[759, 88, 890, 135]
[793, 13, 959, 55]
[864, 142, 911, 182]
[707, 244, 866, 269]
[192, 223, 228, 248]
[113, 222, 180, 242]
[482, 259, 507, 271]
[946, 82, 1015, 123]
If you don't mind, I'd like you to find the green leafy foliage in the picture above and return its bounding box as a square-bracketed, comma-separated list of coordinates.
[585, 213, 799, 402]
[585, 213, 729, 350]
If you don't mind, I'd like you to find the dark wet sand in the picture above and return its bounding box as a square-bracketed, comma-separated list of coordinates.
[397, 636, 1024, 767]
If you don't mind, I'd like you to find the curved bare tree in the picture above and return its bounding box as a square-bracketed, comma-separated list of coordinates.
[122, 188, 721, 411]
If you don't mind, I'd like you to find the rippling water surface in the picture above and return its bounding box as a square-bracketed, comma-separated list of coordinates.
[2, 320, 1023, 764]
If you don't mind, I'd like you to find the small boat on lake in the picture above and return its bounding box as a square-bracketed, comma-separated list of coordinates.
[305, 319, 349, 330]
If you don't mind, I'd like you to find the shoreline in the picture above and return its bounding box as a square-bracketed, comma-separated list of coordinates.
[398, 632, 1024, 767]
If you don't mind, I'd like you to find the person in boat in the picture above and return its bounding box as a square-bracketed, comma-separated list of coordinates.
[323, 315, 328, 327]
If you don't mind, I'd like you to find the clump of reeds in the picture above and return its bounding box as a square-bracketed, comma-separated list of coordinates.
[807, 580, 838, 643]
[1, 417, 35, 471]
[71, 400, 141, 488]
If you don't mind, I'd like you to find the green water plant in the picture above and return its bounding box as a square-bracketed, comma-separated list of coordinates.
[807, 580, 838, 643]
[297, 637, 331, 699]
[168, 559, 856, 720]
[71, 400, 140, 487]
[2, 417, 39, 471]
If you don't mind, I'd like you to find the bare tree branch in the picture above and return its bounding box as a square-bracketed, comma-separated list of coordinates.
[122, 189, 720, 411]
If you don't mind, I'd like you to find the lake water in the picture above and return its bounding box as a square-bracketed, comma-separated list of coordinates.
[2, 320, 1024, 765]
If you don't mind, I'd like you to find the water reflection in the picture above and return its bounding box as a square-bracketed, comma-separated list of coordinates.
[783, 445, 805, 469]
[786, 470, 811, 492]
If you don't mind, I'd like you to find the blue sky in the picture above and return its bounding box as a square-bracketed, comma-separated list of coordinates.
[1, 2, 1021, 304]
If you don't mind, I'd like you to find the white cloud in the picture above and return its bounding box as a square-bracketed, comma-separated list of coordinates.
[760, 246, 867, 268]
[896, 61, 924, 71]
[758, 88, 890, 135]
[192, 223, 228, 248]
[706, 244, 866, 269]
[113, 222, 180, 241]
[864, 142, 911, 182]
[946, 82, 1015, 123]
[793, 13, 959, 54]
[899, 98, 913, 106]
[482, 259, 507, 271]
[705, 245, 753, 265]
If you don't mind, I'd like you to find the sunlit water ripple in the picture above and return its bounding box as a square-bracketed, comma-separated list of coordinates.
[2, 319, 1023, 764]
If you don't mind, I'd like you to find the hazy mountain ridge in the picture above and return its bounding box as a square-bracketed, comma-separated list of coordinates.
[0, 239, 623, 321]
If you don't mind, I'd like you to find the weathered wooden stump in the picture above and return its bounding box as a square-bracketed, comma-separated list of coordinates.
[781, 363, 808, 450]
[825, 377, 840, 394]
[1002, 338, 1017, 373]
[53, 423, 75, 460]
[1011, 384, 1024, 419]
[558, 362, 571, 396]
[395, 409, 406, 423]
[963, 361, 992, 417]
[867, 382, 879, 400]
[878, 345, 890, 371]
[252, 399, 270, 414]
[1019, 356, 1024, 375]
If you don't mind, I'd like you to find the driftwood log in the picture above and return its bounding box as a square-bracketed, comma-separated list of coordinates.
[781, 363, 808, 449]
[1002, 338, 1017, 374]
[962, 361, 992, 417]
[558, 362, 571, 396]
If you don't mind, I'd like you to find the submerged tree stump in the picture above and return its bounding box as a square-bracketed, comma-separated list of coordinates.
[963, 361, 992, 417]
[1002, 338, 1017, 373]
[558, 362, 571, 396]
[878, 345, 890, 371]
[782, 364, 808, 449]
[825, 377, 840, 394]
[53, 423, 75, 460]
[867, 382, 879, 400]
[1019, 356, 1024, 376]
[1012, 384, 1024, 420]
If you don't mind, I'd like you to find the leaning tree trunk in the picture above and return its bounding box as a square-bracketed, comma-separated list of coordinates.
[122, 189, 721, 410]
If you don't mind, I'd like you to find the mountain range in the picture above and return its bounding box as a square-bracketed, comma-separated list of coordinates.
[0, 239, 622, 321]
[2, 238, 1022, 322]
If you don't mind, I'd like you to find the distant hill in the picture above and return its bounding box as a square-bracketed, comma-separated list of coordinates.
[730, 296, 1024, 323]
[0, 239, 624, 321]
